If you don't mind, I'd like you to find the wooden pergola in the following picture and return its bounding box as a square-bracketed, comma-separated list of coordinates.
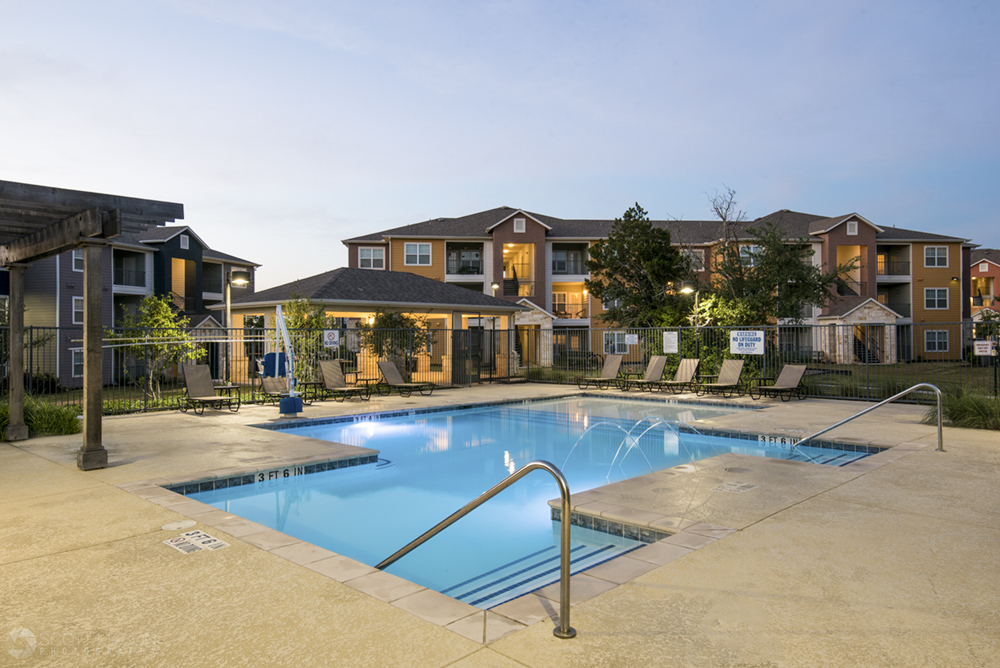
[0, 180, 183, 469]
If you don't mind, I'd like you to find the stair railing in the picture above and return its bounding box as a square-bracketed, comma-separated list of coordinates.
[375, 460, 577, 639]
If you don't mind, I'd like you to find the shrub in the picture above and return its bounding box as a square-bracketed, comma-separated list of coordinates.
[925, 388, 1000, 430]
[0, 397, 82, 440]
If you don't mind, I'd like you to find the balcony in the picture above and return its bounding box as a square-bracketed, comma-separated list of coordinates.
[446, 260, 483, 275]
[113, 268, 146, 288]
[203, 278, 223, 294]
[552, 260, 587, 275]
[886, 302, 911, 318]
[877, 259, 910, 276]
[503, 280, 534, 297]
[553, 302, 589, 319]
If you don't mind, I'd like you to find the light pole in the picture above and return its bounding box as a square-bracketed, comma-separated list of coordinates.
[225, 270, 251, 382]
[491, 281, 500, 298]
[679, 281, 700, 358]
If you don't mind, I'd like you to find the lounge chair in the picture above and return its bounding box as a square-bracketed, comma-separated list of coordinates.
[318, 360, 371, 402]
[696, 359, 746, 398]
[749, 364, 807, 401]
[178, 364, 240, 415]
[621, 356, 668, 392]
[255, 374, 290, 405]
[577, 354, 623, 390]
[655, 358, 700, 394]
[376, 360, 435, 397]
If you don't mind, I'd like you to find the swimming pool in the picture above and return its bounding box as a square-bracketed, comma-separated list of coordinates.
[189, 396, 874, 608]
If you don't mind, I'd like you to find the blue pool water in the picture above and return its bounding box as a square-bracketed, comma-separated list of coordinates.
[191, 396, 870, 607]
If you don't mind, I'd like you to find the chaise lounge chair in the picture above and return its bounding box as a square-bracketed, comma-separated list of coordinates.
[749, 364, 808, 401]
[621, 356, 668, 392]
[696, 359, 746, 398]
[178, 364, 240, 415]
[577, 354, 623, 390]
[655, 358, 700, 394]
[318, 360, 371, 402]
[376, 360, 435, 397]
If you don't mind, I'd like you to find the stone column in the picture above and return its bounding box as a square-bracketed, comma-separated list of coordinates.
[6, 265, 28, 441]
[77, 243, 108, 470]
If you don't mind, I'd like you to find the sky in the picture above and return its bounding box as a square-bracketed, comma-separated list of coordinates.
[2, 0, 998, 290]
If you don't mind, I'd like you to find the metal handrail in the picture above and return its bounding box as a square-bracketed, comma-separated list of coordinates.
[794, 383, 944, 452]
[375, 460, 577, 639]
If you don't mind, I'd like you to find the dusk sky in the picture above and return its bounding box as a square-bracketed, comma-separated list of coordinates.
[3, 1, 998, 289]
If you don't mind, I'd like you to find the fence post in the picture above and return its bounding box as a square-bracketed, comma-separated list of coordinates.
[143, 327, 150, 412]
[26, 326, 33, 395]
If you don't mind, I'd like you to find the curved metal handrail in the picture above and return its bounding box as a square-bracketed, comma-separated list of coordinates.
[375, 460, 577, 639]
[794, 383, 944, 452]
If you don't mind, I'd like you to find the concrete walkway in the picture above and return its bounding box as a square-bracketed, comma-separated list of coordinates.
[1, 385, 997, 666]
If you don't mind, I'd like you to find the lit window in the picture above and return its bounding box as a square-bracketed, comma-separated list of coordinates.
[924, 288, 948, 310]
[359, 247, 385, 269]
[72, 297, 84, 324]
[180, 234, 190, 250]
[404, 243, 431, 266]
[924, 246, 948, 267]
[72, 350, 84, 377]
[925, 330, 948, 352]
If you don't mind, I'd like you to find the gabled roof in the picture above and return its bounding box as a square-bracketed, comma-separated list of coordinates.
[137, 225, 208, 247]
[873, 226, 969, 243]
[110, 224, 258, 266]
[971, 248, 1000, 266]
[516, 297, 555, 319]
[203, 249, 258, 267]
[819, 296, 901, 319]
[232, 267, 525, 312]
[485, 210, 552, 232]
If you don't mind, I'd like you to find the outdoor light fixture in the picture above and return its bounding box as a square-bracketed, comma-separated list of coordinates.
[230, 270, 251, 286]
[491, 281, 500, 297]
[951, 276, 960, 282]
[679, 280, 696, 294]
[223, 270, 251, 383]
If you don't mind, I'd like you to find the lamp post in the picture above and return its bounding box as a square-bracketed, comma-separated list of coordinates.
[679, 281, 700, 358]
[225, 269, 251, 382]
[491, 281, 500, 298]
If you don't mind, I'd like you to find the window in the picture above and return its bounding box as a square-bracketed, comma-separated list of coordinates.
[404, 243, 431, 266]
[72, 249, 84, 272]
[981, 262, 989, 273]
[552, 292, 567, 316]
[603, 297, 620, 311]
[740, 244, 760, 267]
[925, 330, 949, 352]
[179, 234, 190, 250]
[924, 288, 948, 310]
[513, 218, 526, 233]
[72, 350, 84, 378]
[682, 248, 705, 271]
[924, 246, 948, 267]
[359, 247, 385, 269]
[846, 220, 858, 236]
[72, 297, 84, 324]
[603, 331, 628, 354]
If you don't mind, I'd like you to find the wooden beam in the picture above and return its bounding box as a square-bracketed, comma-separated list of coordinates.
[0, 207, 107, 266]
[0, 180, 183, 222]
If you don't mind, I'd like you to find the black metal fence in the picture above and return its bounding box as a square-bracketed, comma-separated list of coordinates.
[2, 321, 997, 415]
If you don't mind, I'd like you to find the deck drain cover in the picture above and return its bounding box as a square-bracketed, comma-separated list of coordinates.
[714, 482, 758, 493]
[162, 520, 197, 531]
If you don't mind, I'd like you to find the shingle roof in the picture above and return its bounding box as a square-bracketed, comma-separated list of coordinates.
[110, 224, 257, 266]
[233, 267, 525, 311]
[821, 296, 901, 319]
[971, 248, 1000, 265]
[873, 226, 968, 242]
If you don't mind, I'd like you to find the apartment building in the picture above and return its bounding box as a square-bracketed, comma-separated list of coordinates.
[343, 207, 974, 361]
[971, 248, 999, 317]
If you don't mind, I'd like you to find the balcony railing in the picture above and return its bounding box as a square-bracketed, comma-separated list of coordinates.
[446, 261, 483, 275]
[837, 279, 867, 296]
[503, 280, 534, 297]
[113, 268, 146, 288]
[552, 261, 587, 275]
[877, 259, 911, 276]
[553, 303, 589, 319]
[886, 302, 911, 318]
[203, 278, 223, 293]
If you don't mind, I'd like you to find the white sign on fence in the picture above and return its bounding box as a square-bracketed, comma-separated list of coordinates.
[625, 334, 639, 345]
[663, 331, 679, 354]
[322, 330, 341, 348]
[973, 340, 995, 356]
[730, 330, 765, 355]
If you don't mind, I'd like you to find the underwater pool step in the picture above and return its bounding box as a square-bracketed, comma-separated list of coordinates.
[442, 540, 641, 609]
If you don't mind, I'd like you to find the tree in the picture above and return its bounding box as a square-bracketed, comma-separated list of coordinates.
[282, 294, 330, 330]
[356, 309, 430, 380]
[107, 295, 204, 401]
[585, 203, 689, 328]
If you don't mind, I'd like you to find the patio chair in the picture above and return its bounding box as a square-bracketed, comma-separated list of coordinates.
[696, 359, 745, 398]
[621, 356, 668, 392]
[576, 354, 623, 390]
[655, 358, 700, 394]
[376, 360, 435, 397]
[749, 364, 808, 401]
[318, 360, 371, 402]
[178, 364, 240, 415]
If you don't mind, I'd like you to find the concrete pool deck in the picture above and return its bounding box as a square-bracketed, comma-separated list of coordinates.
[2, 384, 998, 666]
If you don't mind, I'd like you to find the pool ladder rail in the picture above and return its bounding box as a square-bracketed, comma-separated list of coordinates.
[794, 382, 944, 453]
[375, 460, 577, 640]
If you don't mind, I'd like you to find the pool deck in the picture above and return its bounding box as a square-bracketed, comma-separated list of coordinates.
[2, 384, 998, 666]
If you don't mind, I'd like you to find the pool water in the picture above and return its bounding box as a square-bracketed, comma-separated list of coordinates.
[191, 397, 868, 608]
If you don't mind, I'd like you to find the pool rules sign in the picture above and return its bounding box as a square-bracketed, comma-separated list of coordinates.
[730, 331, 765, 355]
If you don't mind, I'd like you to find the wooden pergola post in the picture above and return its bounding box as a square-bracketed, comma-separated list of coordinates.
[6, 265, 29, 441]
[77, 241, 107, 470]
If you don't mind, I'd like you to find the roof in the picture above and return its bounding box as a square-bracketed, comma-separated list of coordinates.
[232, 267, 525, 312]
[971, 248, 1000, 266]
[110, 224, 258, 266]
[820, 296, 901, 319]
[873, 226, 969, 243]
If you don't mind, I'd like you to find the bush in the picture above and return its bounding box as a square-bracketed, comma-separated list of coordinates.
[0, 397, 82, 440]
[925, 387, 1000, 430]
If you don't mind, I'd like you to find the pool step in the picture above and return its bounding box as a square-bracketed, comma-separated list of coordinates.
[441, 540, 641, 609]
[792, 446, 870, 466]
